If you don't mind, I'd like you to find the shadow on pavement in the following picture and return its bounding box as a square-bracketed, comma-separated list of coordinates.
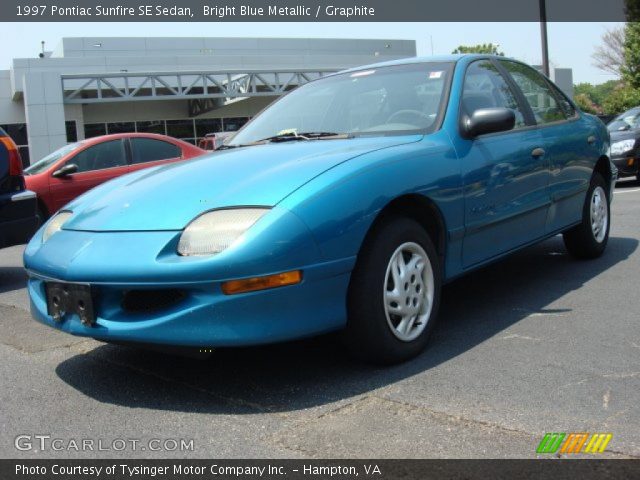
[56, 235, 638, 414]
[0, 266, 28, 295]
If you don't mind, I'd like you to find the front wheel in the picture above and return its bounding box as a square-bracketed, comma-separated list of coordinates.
[563, 173, 610, 259]
[344, 217, 442, 364]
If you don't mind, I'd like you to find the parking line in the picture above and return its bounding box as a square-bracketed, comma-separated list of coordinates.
[615, 188, 640, 194]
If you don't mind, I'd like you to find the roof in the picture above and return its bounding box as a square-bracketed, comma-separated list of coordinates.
[336, 54, 511, 74]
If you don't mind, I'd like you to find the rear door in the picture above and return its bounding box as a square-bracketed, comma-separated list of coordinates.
[460, 59, 550, 267]
[499, 60, 596, 232]
[49, 139, 128, 212]
[128, 137, 183, 173]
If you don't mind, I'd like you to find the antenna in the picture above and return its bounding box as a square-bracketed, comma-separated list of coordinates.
[39, 41, 45, 58]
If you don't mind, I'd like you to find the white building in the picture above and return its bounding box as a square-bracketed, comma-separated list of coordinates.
[1, 37, 417, 164]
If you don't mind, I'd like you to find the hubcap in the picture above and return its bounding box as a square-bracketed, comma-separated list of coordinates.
[590, 186, 608, 243]
[383, 242, 434, 342]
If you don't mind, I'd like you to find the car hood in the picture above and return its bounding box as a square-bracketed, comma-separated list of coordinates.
[609, 128, 639, 142]
[63, 135, 421, 232]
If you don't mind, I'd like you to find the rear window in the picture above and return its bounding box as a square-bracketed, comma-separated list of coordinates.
[130, 138, 181, 164]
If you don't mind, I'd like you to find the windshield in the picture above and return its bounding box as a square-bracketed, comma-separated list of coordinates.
[24, 142, 81, 175]
[228, 62, 454, 146]
[608, 108, 640, 132]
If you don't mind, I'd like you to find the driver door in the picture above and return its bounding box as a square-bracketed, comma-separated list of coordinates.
[49, 139, 128, 212]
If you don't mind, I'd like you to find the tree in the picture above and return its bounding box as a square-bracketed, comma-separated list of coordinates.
[452, 43, 504, 56]
[622, 21, 640, 89]
[602, 84, 640, 114]
[574, 80, 620, 110]
[574, 93, 599, 114]
[592, 26, 625, 76]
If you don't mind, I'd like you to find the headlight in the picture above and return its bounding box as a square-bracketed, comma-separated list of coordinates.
[42, 211, 73, 243]
[610, 139, 636, 155]
[177, 208, 270, 256]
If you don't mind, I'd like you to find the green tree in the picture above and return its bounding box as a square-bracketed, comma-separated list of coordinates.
[574, 80, 620, 112]
[451, 43, 504, 56]
[574, 93, 599, 114]
[602, 85, 640, 114]
[621, 22, 640, 89]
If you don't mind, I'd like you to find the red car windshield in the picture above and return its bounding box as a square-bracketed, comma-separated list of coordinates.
[24, 142, 81, 175]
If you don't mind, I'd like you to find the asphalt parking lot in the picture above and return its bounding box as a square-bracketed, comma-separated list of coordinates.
[1, 179, 640, 459]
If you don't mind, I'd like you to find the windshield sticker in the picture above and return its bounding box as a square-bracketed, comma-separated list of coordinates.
[429, 71, 443, 79]
[277, 128, 298, 136]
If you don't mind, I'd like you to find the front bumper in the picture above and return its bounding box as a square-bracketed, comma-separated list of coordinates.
[24, 211, 355, 346]
[612, 155, 639, 177]
[27, 257, 353, 347]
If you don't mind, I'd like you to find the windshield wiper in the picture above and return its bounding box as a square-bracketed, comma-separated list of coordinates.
[257, 132, 351, 143]
[221, 132, 351, 149]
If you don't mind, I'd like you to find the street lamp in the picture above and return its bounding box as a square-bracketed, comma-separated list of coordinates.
[539, 0, 550, 77]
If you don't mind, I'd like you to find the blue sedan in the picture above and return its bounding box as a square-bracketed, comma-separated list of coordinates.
[24, 55, 616, 364]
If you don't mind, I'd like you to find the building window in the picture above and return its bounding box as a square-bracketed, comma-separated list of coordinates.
[65, 121, 78, 143]
[1, 123, 29, 166]
[0, 123, 28, 146]
[136, 120, 166, 135]
[18, 146, 30, 166]
[166, 119, 196, 143]
[84, 123, 107, 138]
[222, 117, 249, 132]
[107, 122, 136, 134]
[195, 118, 222, 138]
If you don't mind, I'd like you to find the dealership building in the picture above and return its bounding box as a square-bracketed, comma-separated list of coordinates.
[0, 37, 573, 165]
[0, 37, 417, 164]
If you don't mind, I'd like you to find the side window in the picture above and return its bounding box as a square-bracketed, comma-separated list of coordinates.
[462, 60, 526, 129]
[500, 61, 567, 124]
[68, 140, 126, 173]
[130, 138, 181, 164]
[548, 82, 577, 119]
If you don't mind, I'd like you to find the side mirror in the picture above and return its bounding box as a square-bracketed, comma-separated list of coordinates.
[464, 108, 516, 138]
[52, 163, 78, 178]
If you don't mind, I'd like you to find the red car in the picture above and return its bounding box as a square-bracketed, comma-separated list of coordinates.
[24, 133, 204, 221]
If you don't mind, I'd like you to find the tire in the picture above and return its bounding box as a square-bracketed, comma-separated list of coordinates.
[344, 216, 442, 364]
[562, 173, 610, 259]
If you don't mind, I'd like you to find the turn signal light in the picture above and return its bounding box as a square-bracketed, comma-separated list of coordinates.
[221, 270, 302, 295]
[627, 158, 635, 167]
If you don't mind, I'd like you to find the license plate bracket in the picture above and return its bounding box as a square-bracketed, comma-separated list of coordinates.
[45, 282, 95, 326]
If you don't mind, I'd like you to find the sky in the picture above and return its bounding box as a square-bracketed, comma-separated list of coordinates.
[0, 22, 624, 85]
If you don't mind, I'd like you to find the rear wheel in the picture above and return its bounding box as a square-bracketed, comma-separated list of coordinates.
[344, 216, 441, 364]
[562, 173, 610, 259]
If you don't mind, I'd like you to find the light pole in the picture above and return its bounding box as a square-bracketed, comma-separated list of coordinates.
[539, 0, 550, 77]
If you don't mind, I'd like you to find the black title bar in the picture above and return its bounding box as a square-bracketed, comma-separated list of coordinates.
[2, 0, 632, 22]
[3, 459, 640, 480]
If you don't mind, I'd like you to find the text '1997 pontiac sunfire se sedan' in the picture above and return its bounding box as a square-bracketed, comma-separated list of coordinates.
[24, 55, 616, 364]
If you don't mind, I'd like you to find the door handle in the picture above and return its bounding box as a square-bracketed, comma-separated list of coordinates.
[587, 135, 597, 145]
[531, 148, 546, 158]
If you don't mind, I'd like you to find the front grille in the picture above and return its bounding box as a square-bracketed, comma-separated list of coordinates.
[121, 289, 186, 313]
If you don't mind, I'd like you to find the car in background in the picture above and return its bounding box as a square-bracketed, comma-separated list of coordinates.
[197, 132, 234, 151]
[607, 106, 640, 181]
[24, 133, 205, 220]
[0, 127, 38, 248]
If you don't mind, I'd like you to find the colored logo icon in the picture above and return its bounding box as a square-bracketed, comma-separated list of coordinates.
[537, 433, 612, 454]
